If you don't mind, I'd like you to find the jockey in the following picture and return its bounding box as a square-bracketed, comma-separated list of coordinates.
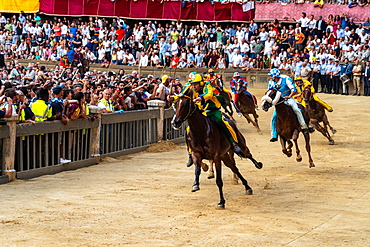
[230, 72, 259, 115]
[190, 73, 244, 155]
[268, 68, 309, 142]
[205, 69, 221, 94]
[293, 77, 333, 112]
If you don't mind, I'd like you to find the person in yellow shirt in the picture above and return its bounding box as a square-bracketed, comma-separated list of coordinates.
[293, 77, 333, 112]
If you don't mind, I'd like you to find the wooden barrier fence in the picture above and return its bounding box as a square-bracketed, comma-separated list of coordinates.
[0, 102, 185, 183]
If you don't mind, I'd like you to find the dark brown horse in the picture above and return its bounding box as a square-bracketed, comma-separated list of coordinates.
[261, 88, 315, 168]
[216, 78, 234, 119]
[172, 90, 263, 209]
[303, 86, 336, 145]
[235, 80, 262, 134]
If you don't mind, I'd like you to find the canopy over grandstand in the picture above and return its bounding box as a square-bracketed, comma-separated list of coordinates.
[0, 0, 39, 13]
[38, 0, 255, 21]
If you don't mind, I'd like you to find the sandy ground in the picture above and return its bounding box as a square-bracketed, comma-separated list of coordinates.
[1, 89, 370, 247]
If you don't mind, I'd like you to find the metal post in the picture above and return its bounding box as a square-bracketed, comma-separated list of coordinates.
[147, 100, 166, 141]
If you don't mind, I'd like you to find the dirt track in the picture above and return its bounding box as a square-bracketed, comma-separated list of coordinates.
[1, 89, 370, 246]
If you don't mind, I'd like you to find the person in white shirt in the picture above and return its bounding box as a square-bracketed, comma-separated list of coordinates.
[270, 54, 280, 68]
[264, 37, 274, 58]
[61, 23, 68, 38]
[239, 39, 250, 56]
[259, 28, 269, 44]
[170, 39, 178, 56]
[139, 52, 148, 67]
[232, 50, 243, 68]
[294, 12, 309, 34]
[235, 27, 245, 43]
[279, 59, 292, 71]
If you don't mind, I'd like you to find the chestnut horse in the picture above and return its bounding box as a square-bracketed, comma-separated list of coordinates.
[261, 88, 315, 168]
[235, 80, 262, 134]
[303, 86, 336, 145]
[172, 89, 263, 209]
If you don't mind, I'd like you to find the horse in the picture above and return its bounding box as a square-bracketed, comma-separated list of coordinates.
[216, 78, 234, 119]
[261, 88, 315, 168]
[172, 89, 263, 209]
[303, 86, 336, 145]
[235, 80, 262, 134]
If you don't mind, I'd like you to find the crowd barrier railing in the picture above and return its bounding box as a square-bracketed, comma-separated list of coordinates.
[1, 102, 185, 183]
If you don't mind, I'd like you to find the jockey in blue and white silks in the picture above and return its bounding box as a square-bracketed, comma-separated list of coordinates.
[267, 68, 309, 142]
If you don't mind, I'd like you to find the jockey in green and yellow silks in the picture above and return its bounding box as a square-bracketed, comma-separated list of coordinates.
[190, 73, 243, 154]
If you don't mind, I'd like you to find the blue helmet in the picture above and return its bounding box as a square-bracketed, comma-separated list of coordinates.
[268, 68, 280, 79]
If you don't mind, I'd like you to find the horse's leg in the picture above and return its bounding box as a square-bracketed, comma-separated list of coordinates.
[280, 137, 291, 157]
[286, 140, 293, 157]
[242, 112, 252, 124]
[303, 132, 315, 168]
[214, 158, 225, 209]
[312, 118, 334, 145]
[252, 111, 262, 134]
[222, 153, 253, 195]
[323, 113, 337, 135]
[228, 151, 239, 185]
[191, 154, 202, 192]
[292, 129, 302, 162]
[208, 160, 215, 179]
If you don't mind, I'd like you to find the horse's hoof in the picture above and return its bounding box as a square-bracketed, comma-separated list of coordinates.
[216, 204, 225, 210]
[329, 140, 335, 145]
[309, 163, 315, 168]
[332, 130, 337, 135]
[207, 172, 215, 179]
[296, 155, 302, 162]
[201, 162, 209, 172]
[191, 185, 200, 192]
[246, 189, 253, 195]
[255, 162, 263, 169]
[287, 153, 293, 158]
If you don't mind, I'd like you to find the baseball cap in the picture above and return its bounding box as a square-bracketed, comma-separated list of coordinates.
[52, 85, 65, 95]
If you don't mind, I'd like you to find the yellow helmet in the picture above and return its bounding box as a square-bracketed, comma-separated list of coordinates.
[208, 68, 214, 73]
[294, 77, 302, 81]
[161, 75, 169, 83]
[190, 74, 204, 87]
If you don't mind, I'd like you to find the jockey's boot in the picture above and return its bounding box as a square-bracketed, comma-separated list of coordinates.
[186, 154, 193, 167]
[301, 128, 309, 135]
[270, 137, 278, 142]
[232, 142, 242, 153]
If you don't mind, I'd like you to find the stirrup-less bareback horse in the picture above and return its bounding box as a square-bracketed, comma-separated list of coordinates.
[262, 88, 315, 168]
[235, 79, 262, 134]
[303, 86, 337, 145]
[172, 89, 263, 209]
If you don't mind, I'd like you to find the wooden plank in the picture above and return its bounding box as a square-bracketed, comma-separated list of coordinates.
[101, 109, 160, 125]
[16, 118, 99, 137]
[164, 108, 175, 119]
[0, 125, 10, 139]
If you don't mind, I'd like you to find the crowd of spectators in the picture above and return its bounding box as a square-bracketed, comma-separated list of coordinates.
[1, 11, 370, 124]
[0, 59, 182, 125]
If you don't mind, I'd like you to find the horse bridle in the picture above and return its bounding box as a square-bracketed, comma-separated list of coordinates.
[174, 95, 197, 122]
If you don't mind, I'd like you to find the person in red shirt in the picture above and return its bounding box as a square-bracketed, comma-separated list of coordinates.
[53, 23, 62, 42]
[170, 53, 180, 68]
[115, 26, 125, 41]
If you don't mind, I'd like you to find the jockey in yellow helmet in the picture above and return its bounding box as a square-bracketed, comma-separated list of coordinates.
[190, 73, 243, 155]
[293, 77, 333, 112]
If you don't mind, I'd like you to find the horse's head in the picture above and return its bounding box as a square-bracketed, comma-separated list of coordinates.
[235, 79, 243, 93]
[171, 88, 195, 130]
[261, 88, 282, 112]
[303, 85, 313, 103]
